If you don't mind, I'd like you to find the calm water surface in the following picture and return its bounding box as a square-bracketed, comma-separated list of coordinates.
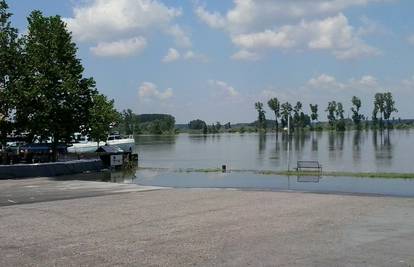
[135, 130, 414, 173]
[92, 130, 414, 197]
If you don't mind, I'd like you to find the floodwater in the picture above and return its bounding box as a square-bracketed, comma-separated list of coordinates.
[134, 130, 414, 173]
[128, 170, 414, 197]
[95, 130, 414, 197]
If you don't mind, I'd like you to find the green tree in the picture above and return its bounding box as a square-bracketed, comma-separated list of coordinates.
[383, 92, 398, 128]
[373, 93, 385, 129]
[293, 101, 303, 127]
[280, 102, 292, 128]
[309, 104, 318, 122]
[0, 0, 22, 148]
[336, 102, 345, 131]
[255, 102, 266, 131]
[189, 119, 206, 130]
[326, 101, 337, 128]
[215, 122, 222, 132]
[351, 96, 363, 128]
[122, 109, 140, 135]
[88, 93, 120, 146]
[16, 11, 96, 160]
[267, 97, 280, 131]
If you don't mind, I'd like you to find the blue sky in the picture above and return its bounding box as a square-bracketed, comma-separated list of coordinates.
[7, 0, 414, 123]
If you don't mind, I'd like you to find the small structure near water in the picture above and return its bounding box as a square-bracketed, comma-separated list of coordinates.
[96, 145, 138, 170]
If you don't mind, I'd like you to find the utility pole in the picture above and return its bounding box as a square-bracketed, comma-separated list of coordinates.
[287, 115, 291, 172]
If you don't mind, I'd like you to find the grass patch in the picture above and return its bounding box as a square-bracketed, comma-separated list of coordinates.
[137, 167, 414, 179]
[263, 170, 414, 179]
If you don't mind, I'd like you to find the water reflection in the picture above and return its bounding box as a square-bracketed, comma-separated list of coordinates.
[258, 133, 267, 155]
[135, 130, 413, 173]
[132, 170, 414, 197]
[373, 130, 393, 168]
[296, 175, 321, 183]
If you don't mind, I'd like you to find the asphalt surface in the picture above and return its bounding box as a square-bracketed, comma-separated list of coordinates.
[0, 177, 162, 206]
[0, 179, 414, 266]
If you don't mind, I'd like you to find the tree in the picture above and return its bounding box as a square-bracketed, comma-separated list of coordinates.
[16, 11, 96, 160]
[88, 93, 120, 146]
[351, 96, 363, 128]
[336, 102, 345, 131]
[189, 119, 206, 130]
[309, 104, 318, 122]
[326, 101, 337, 128]
[373, 93, 385, 129]
[267, 97, 280, 131]
[0, 0, 22, 148]
[336, 102, 344, 120]
[383, 92, 397, 128]
[215, 122, 222, 132]
[293, 101, 303, 127]
[280, 102, 292, 128]
[255, 102, 266, 131]
[122, 109, 139, 135]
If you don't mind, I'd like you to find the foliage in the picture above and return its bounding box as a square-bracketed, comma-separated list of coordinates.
[309, 104, 318, 122]
[373, 92, 398, 129]
[325, 101, 337, 127]
[138, 114, 175, 134]
[351, 96, 363, 128]
[15, 11, 96, 160]
[383, 92, 398, 126]
[267, 97, 280, 131]
[255, 102, 266, 130]
[0, 0, 22, 147]
[122, 109, 140, 135]
[88, 93, 120, 145]
[188, 119, 207, 130]
[280, 102, 292, 128]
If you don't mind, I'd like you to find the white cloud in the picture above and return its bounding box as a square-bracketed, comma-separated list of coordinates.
[138, 82, 173, 101]
[162, 49, 208, 63]
[196, 0, 389, 34]
[408, 35, 414, 46]
[65, 0, 188, 56]
[308, 74, 345, 89]
[231, 14, 380, 60]
[308, 74, 380, 92]
[195, 6, 227, 29]
[354, 75, 378, 87]
[356, 16, 389, 37]
[209, 80, 239, 97]
[196, 1, 385, 60]
[231, 50, 261, 61]
[183, 51, 208, 62]
[162, 48, 180, 63]
[165, 24, 192, 48]
[90, 37, 147, 57]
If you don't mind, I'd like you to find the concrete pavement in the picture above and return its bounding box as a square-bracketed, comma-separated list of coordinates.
[0, 179, 414, 266]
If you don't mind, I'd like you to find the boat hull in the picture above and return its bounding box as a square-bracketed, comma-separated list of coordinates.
[67, 139, 135, 153]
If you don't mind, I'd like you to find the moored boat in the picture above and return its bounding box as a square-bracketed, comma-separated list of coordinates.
[67, 133, 135, 153]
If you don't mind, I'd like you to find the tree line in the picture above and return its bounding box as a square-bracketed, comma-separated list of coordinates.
[119, 110, 175, 135]
[255, 93, 398, 132]
[0, 1, 119, 160]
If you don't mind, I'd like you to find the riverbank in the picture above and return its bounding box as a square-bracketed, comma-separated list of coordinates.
[1, 178, 413, 266]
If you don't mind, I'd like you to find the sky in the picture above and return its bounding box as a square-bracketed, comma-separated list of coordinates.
[7, 0, 414, 123]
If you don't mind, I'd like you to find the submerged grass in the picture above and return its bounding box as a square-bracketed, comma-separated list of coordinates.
[269, 170, 414, 179]
[138, 167, 414, 179]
